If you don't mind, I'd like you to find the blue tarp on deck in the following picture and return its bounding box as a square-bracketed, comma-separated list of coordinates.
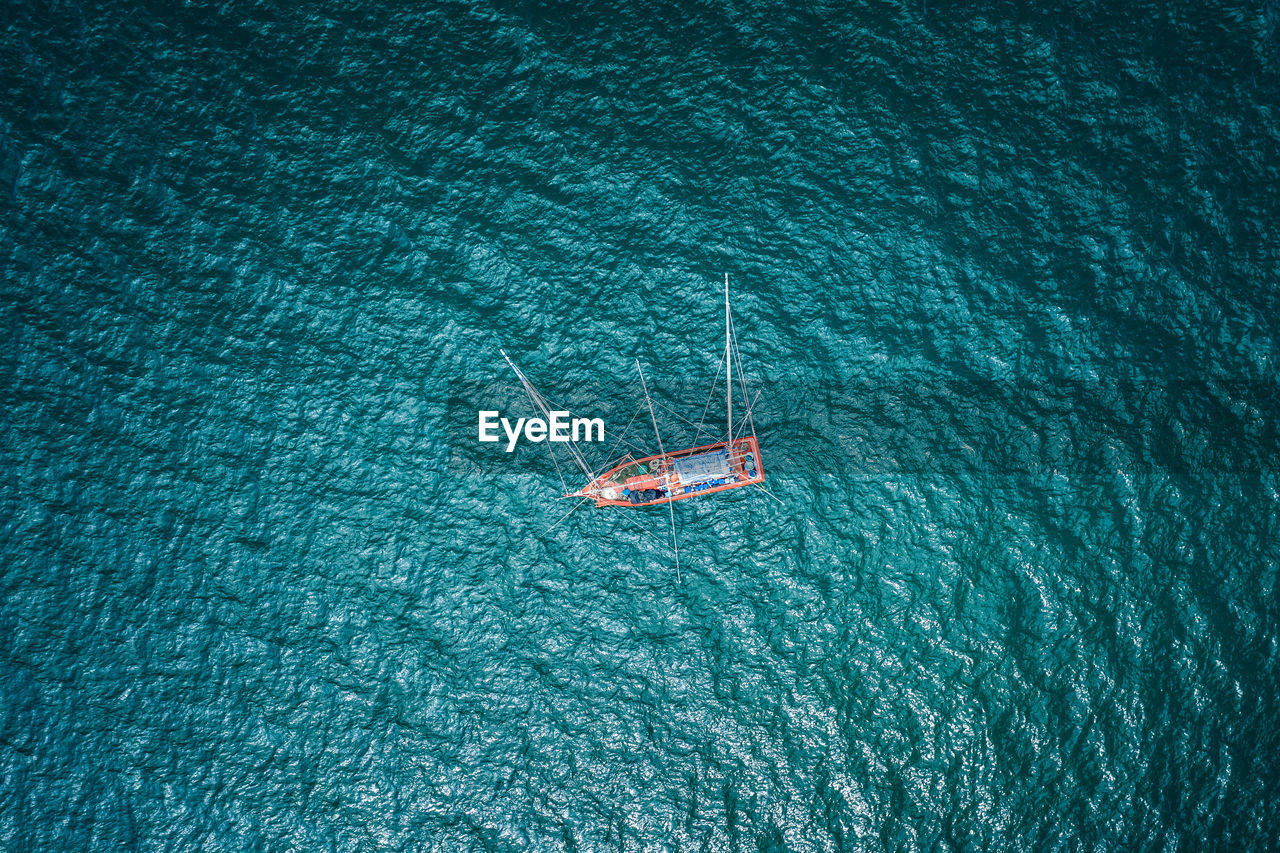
[672, 450, 731, 485]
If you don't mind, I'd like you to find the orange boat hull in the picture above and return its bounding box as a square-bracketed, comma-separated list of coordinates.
[577, 436, 763, 507]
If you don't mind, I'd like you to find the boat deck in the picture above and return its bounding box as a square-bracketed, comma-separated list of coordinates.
[579, 435, 763, 507]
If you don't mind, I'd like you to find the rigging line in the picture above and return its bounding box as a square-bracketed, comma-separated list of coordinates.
[692, 347, 728, 447]
[589, 432, 653, 468]
[728, 309, 758, 442]
[502, 352, 570, 492]
[636, 360, 666, 461]
[734, 388, 763, 443]
[519, 384, 599, 473]
[753, 482, 786, 506]
[545, 435, 569, 495]
[726, 273, 734, 446]
[613, 508, 678, 558]
[598, 430, 653, 459]
[502, 350, 595, 481]
[535, 396, 651, 476]
[593, 401, 645, 479]
[529, 395, 570, 493]
[554, 408, 596, 479]
[529, 389, 653, 465]
[736, 366, 755, 440]
[543, 496, 591, 536]
[519, 378, 594, 476]
[527, 413, 576, 495]
[503, 361, 660, 472]
[636, 359, 681, 582]
[652, 398, 716, 444]
[728, 309, 749, 412]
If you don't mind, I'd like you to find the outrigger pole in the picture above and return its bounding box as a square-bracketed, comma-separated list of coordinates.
[636, 359, 664, 464]
[636, 358, 680, 582]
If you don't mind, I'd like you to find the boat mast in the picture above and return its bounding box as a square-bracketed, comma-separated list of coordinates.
[725, 272, 732, 444]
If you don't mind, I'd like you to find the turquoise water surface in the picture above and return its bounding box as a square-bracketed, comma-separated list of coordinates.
[2, 1, 1279, 849]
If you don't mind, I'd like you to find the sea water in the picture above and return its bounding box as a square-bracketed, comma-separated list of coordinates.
[2, 1, 1278, 849]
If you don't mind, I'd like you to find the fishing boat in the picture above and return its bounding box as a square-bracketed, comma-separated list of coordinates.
[501, 274, 766, 511]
